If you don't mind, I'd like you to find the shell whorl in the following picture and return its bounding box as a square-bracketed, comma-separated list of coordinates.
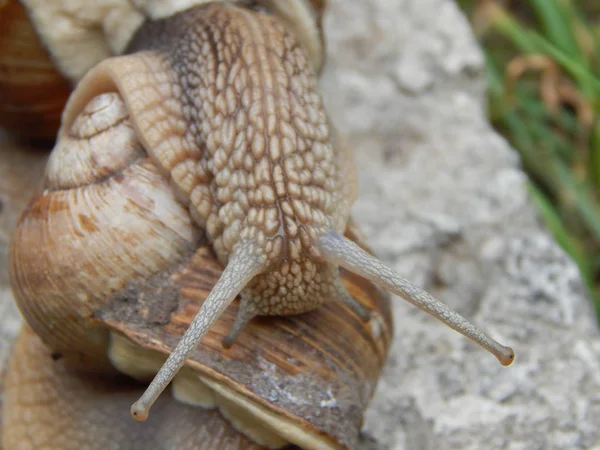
[9, 93, 200, 370]
[44, 93, 142, 189]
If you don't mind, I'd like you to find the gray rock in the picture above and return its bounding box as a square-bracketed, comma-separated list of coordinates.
[320, 0, 600, 449]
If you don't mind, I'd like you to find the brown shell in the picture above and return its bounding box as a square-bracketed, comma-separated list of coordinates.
[3, 326, 265, 450]
[0, 0, 71, 140]
[9, 93, 201, 372]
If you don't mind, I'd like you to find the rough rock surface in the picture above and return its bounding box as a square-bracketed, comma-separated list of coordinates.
[1, 0, 599, 449]
[319, 0, 600, 449]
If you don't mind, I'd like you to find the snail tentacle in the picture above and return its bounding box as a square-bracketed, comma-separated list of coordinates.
[318, 230, 515, 367]
[131, 241, 267, 421]
[333, 273, 372, 321]
[222, 297, 258, 349]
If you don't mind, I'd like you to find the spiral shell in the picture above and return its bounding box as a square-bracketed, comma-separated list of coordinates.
[9, 92, 200, 370]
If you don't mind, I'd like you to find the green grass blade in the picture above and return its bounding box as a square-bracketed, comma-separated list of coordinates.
[527, 183, 600, 317]
[530, 0, 582, 60]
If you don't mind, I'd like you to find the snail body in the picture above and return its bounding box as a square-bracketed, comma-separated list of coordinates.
[5, 1, 514, 448]
[77, 4, 358, 342]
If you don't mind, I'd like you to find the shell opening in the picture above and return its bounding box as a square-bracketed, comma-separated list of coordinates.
[109, 333, 297, 447]
[172, 371, 217, 409]
[108, 332, 169, 382]
[201, 376, 341, 450]
[109, 333, 217, 408]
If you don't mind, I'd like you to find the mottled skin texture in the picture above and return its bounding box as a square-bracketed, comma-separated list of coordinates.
[126, 3, 356, 318]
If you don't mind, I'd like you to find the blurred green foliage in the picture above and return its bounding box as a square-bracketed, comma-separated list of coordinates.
[456, 0, 600, 317]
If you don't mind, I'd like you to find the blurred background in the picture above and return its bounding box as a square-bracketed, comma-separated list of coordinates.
[457, 0, 600, 319]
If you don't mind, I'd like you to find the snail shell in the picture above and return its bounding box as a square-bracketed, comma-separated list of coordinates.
[0, 0, 71, 140]
[10, 92, 200, 371]
[7, 91, 393, 449]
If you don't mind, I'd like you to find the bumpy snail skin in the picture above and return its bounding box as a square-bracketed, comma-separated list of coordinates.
[252, 0, 327, 71]
[9, 92, 200, 371]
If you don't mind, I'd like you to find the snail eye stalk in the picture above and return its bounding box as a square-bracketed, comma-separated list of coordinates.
[318, 230, 515, 367]
[131, 242, 266, 421]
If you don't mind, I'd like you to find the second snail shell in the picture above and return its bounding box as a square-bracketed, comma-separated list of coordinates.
[0, 0, 71, 140]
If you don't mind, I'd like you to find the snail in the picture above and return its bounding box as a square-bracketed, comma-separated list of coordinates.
[3, 0, 514, 448]
[7, 89, 393, 449]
